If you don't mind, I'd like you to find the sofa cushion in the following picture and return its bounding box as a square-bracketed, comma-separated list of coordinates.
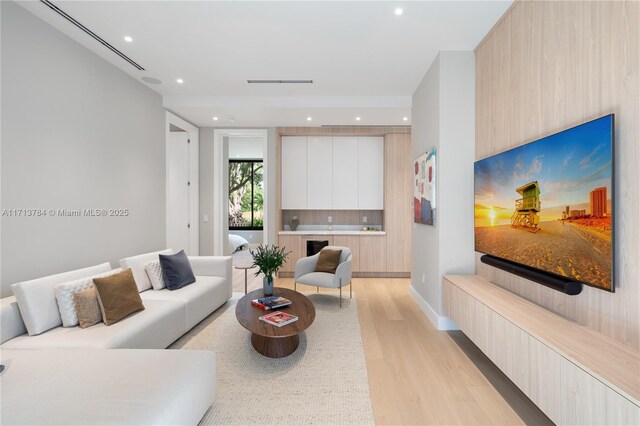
[142, 276, 229, 330]
[0, 349, 216, 426]
[119, 249, 173, 292]
[55, 268, 121, 327]
[159, 250, 196, 290]
[1, 299, 185, 350]
[11, 263, 112, 336]
[145, 260, 166, 290]
[74, 288, 102, 329]
[94, 269, 145, 326]
[296, 272, 337, 288]
[0, 296, 27, 344]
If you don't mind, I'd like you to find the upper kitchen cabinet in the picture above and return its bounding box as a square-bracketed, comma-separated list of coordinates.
[281, 136, 308, 209]
[332, 137, 359, 209]
[357, 137, 384, 209]
[281, 135, 384, 210]
[306, 137, 333, 209]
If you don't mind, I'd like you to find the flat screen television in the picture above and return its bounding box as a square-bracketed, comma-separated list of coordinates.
[474, 115, 614, 292]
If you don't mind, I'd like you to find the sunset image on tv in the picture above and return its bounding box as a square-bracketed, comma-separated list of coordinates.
[474, 115, 613, 291]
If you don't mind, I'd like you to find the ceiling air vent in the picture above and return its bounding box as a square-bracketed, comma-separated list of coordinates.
[40, 0, 145, 71]
[247, 80, 313, 84]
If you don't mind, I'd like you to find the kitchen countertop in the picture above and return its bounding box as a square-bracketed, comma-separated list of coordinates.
[278, 230, 386, 236]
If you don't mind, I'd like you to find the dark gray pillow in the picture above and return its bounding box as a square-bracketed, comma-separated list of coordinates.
[159, 250, 196, 290]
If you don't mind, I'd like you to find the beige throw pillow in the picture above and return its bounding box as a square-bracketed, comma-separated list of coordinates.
[73, 287, 102, 329]
[93, 269, 145, 326]
[315, 249, 343, 274]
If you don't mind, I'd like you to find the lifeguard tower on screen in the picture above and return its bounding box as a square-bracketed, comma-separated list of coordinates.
[511, 181, 541, 232]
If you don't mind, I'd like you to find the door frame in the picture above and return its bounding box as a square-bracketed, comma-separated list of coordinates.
[213, 128, 269, 255]
[165, 111, 199, 255]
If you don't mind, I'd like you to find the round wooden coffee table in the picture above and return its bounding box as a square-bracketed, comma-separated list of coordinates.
[236, 287, 315, 358]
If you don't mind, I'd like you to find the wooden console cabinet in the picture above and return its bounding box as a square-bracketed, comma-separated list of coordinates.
[443, 275, 639, 425]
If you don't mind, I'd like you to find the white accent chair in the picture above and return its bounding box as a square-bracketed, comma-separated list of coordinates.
[294, 246, 353, 307]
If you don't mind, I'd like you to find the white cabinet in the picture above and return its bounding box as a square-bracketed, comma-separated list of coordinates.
[281, 136, 384, 210]
[332, 137, 359, 209]
[306, 137, 333, 209]
[281, 136, 307, 209]
[357, 137, 384, 209]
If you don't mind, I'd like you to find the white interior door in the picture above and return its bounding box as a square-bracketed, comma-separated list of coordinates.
[167, 132, 191, 252]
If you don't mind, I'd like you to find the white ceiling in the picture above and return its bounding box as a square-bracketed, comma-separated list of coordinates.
[18, 1, 512, 127]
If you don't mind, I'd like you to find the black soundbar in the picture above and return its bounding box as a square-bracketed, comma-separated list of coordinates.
[480, 255, 582, 295]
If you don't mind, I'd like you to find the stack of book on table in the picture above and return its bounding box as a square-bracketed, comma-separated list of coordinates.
[259, 311, 298, 327]
[251, 295, 292, 310]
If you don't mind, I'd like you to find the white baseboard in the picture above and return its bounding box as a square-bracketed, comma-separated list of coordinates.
[409, 285, 459, 331]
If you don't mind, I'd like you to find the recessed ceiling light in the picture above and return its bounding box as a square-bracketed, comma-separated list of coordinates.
[124, 35, 133, 43]
[307, 116, 312, 121]
[394, 8, 403, 16]
[403, 117, 409, 121]
[176, 78, 184, 84]
[236, 155, 240, 158]
[212, 116, 219, 121]
[355, 116, 361, 121]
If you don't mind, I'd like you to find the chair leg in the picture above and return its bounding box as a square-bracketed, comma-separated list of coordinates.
[350, 281, 352, 299]
[317, 286, 319, 293]
[294, 281, 296, 292]
[339, 285, 342, 308]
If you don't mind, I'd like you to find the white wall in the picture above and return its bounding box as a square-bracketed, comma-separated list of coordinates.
[0, 2, 166, 297]
[410, 52, 476, 328]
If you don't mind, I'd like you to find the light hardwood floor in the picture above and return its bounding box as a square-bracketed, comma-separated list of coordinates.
[231, 257, 550, 425]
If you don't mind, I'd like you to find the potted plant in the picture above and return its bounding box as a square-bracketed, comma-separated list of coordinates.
[250, 244, 291, 296]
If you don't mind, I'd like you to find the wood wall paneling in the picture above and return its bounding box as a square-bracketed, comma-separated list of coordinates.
[282, 209, 383, 228]
[384, 134, 412, 273]
[475, 0, 640, 350]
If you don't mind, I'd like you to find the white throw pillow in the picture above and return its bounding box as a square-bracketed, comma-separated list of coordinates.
[11, 263, 112, 335]
[55, 269, 121, 327]
[120, 249, 173, 292]
[145, 260, 166, 290]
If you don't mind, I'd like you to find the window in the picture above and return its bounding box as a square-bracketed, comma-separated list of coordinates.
[229, 160, 263, 229]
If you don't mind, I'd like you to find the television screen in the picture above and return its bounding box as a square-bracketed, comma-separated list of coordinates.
[474, 115, 614, 291]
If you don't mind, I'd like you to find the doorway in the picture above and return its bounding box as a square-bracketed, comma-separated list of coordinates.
[212, 129, 269, 255]
[166, 112, 199, 255]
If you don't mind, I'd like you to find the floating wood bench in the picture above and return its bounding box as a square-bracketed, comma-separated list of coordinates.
[443, 274, 639, 425]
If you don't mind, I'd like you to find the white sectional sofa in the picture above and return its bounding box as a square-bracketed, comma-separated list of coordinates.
[0, 250, 233, 425]
[1, 349, 217, 425]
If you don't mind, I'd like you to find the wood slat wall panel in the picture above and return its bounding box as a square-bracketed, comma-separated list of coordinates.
[475, 0, 640, 350]
[384, 134, 412, 273]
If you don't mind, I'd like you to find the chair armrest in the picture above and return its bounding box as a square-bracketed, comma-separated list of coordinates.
[334, 257, 353, 287]
[188, 256, 232, 279]
[295, 253, 320, 280]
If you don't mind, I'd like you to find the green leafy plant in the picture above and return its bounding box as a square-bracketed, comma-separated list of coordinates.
[250, 244, 291, 279]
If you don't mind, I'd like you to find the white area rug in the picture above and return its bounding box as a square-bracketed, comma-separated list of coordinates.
[170, 292, 375, 425]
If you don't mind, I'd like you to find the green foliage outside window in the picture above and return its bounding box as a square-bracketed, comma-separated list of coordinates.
[229, 161, 263, 229]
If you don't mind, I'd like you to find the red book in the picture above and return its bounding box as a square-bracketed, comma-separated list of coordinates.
[259, 311, 298, 327]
